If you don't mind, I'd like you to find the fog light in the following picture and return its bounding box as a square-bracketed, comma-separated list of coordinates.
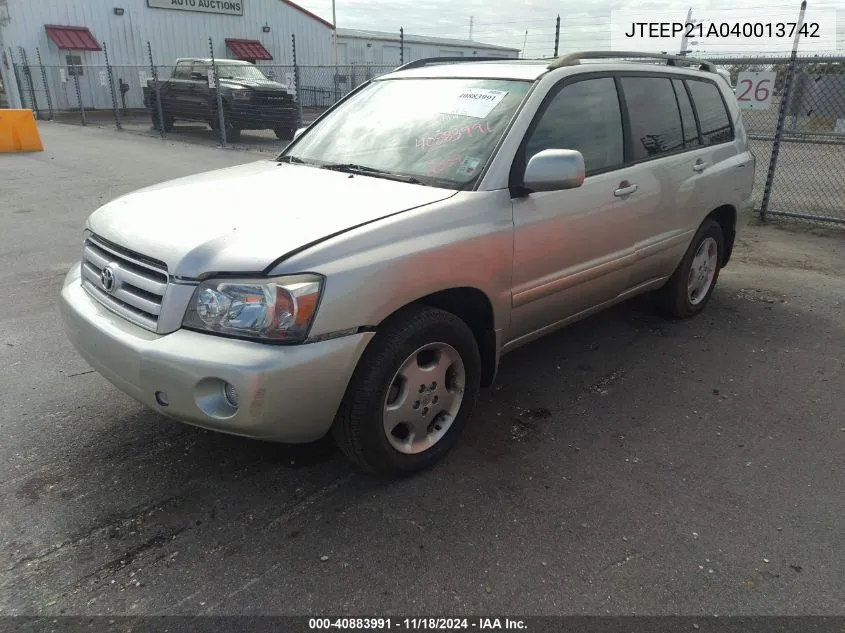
[223, 382, 239, 407]
[155, 391, 169, 406]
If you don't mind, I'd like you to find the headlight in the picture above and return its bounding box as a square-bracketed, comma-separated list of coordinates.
[182, 274, 322, 342]
[231, 89, 252, 101]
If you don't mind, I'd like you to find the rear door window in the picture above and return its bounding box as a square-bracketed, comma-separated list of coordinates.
[525, 76, 624, 175]
[620, 76, 685, 160]
[686, 79, 734, 145]
[672, 79, 701, 148]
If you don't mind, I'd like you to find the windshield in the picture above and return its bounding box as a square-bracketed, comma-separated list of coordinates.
[217, 64, 270, 81]
[282, 77, 532, 188]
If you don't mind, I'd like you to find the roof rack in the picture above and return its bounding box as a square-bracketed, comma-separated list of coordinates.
[547, 50, 717, 73]
[393, 56, 516, 72]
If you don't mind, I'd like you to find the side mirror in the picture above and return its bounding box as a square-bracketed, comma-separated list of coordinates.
[293, 126, 307, 140]
[523, 149, 585, 192]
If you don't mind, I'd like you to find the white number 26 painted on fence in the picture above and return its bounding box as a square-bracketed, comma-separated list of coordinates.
[735, 71, 776, 110]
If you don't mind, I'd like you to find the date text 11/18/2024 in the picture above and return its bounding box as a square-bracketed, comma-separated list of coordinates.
[308, 617, 528, 630]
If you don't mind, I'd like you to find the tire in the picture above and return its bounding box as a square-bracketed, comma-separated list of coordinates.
[658, 218, 725, 318]
[226, 126, 242, 142]
[332, 305, 482, 476]
[209, 110, 241, 142]
[151, 108, 174, 132]
[274, 126, 295, 140]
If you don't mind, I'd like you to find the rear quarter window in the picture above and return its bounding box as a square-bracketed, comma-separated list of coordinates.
[686, 79, 734, 146]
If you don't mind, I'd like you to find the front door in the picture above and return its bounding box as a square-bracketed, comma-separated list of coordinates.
[508, 75, 663, 345]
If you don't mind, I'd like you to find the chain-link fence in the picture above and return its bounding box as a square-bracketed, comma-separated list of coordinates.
[9, 39, 845, 225]
[704, 53, 845, 225]
[10, 39, 397, 151]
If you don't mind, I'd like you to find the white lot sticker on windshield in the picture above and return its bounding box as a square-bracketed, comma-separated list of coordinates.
[441, 88, 508, 119]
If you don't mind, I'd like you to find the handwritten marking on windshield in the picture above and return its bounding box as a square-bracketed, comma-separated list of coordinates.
[416, 122, 493, 151]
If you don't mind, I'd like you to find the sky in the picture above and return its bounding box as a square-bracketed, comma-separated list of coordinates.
[294, 0, 844, 57]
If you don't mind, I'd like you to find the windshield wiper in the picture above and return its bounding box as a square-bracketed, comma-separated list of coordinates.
[277, 155, 309, 165]
[319, 163, 424, 185]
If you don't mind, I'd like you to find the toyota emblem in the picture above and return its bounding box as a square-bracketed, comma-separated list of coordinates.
[101, 265, 117, 293]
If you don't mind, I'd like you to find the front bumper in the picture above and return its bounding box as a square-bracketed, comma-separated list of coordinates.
[229, 104, 298, 129]
[59, 265, 373, 443]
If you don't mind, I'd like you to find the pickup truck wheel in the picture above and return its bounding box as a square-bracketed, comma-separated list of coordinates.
[274, 126, 295, 140]
[209, 113, 241, 142]
[332, 305, 481, 476]
[151, 110, 174, 132]
[226, 126, 242, 142]
[658, 218, 724, 318]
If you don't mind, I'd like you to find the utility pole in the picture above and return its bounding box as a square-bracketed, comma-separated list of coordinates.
[679, 7, 693, 55]
[469, 16, 474, 41]
[521, 30, 528, 58]
[332, 0, 338, 67]
[553, 15, 560, 57]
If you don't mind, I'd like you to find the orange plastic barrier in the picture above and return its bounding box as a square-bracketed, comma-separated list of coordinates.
[0, 109, 44, 152]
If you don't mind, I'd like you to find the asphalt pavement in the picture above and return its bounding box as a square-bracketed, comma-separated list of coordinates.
[1, 123, 844, 617]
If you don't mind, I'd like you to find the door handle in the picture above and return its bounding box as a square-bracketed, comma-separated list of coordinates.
[614, 181, 638, 197]
[693, 160, 709, 173]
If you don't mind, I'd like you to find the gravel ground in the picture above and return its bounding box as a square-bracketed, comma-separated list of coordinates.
[1, 123, 844, 617]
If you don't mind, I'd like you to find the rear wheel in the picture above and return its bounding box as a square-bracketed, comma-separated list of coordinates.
[658, 218, 724, 318]
[332, 305, 481, 476]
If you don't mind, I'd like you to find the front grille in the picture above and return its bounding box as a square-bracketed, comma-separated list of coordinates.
[251, 90, 291, 106]
[80, 234, 169, 332]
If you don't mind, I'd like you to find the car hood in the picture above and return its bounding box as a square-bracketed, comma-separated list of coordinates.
[220, 78, 287, 91]
[86, 161, 456, 278]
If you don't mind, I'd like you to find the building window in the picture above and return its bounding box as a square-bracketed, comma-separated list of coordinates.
[66, 54, 83, 77]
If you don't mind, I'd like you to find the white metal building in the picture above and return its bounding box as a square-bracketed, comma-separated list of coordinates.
[335, 28, 520, 67]
[0, 0, 334, 109]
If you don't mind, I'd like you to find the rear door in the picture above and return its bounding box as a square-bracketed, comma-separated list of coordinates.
[615, 73, 714, 288]
[685, 77, 752, 205]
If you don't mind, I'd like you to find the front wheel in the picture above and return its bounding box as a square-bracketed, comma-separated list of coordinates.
[151, 108, 174, 132]
[274, 126, 295, 140]
[209, 111, 241, 142]
[658, 218, 725, 318]
[332, 305, 481, 476]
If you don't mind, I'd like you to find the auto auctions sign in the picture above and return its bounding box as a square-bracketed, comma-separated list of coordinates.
[147, 0, 244, 16]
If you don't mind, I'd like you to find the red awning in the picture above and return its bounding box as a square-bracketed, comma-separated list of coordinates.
[45, 25, 102, 51]
[225, 39, 274, 61]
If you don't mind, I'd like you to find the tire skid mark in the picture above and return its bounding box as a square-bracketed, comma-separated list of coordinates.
[2, 495, 182, 576]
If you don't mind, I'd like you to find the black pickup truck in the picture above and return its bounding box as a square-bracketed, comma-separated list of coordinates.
[143, 58, 299, 141]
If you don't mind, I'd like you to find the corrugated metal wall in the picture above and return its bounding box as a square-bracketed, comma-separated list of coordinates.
[4, 0, 333, 67]
[336, 35, 519, 66]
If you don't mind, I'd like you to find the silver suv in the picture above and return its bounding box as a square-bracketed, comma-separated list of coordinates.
[60, 51, 755, 476]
